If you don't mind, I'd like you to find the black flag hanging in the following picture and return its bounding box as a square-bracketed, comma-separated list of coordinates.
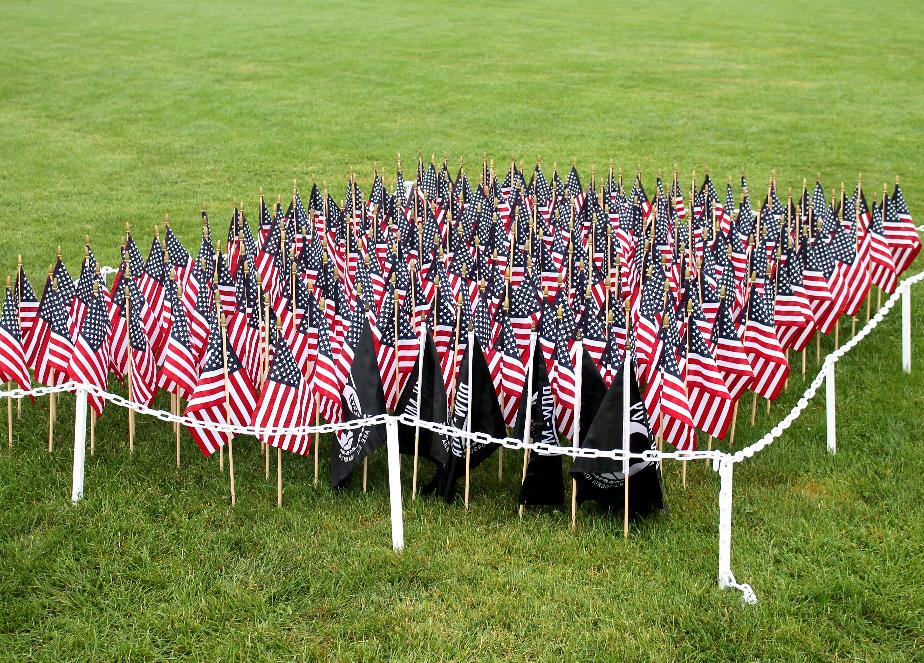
[330, 309, 388, 489]
[395, 331, 449, 469]
[514, 342, 607, 507]
[513, 341, 563, 507]
[569, 360, 664, 520]
[424, 333, 505, 502]
[578, 344, 607, 441]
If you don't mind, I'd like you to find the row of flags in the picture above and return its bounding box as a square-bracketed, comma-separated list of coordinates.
[0, 159, 918, 518]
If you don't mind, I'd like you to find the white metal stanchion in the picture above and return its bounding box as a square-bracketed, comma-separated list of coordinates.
[902, 281, 911, 374]
[71, 389, 88, 503]
[716, 456, 757, 604]
[385, 417, 405, 552]
[826, 362, 836, 454]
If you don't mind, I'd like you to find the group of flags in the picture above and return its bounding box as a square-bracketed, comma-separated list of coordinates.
[0, 158, 918, 518]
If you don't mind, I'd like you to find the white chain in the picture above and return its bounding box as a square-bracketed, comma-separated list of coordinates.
[730, 267, 924, 463]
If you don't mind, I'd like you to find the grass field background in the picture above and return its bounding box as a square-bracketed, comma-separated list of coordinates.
[2, 0, 924, 660]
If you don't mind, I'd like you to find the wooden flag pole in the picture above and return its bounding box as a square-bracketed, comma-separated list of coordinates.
[255, 271, 266, 463]
[3, 279, 9, 447]
[220, 314, 237, 506]
[47, 270, 57, 452]
[571, 330, 583, 532]
[623, 298, 632, 538]
[124, 279, 134, 454]
[263, 278, 271, 481]
[6, 380, 11, 449]
[16, 258, 23, 419]
[313, 393, 320, 487]
[463, 321, 474, 511]
[174, 393, 181, 468]
[410, 262, 423, 499]
[518, 327, 536, 519]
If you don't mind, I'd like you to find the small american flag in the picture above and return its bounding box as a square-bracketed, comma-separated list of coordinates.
[0, 286, 31, 393]
[252, 330, 313, 456]
[185, 320, 258, 457]
[67, 290, 109, 416]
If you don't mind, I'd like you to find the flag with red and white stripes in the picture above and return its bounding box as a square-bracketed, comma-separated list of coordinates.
[32, 277, 72, 387]
[741, 284, 790, 401]
[185, 321, 258, 456]
[0, 286, 31, 393]
[67, 290, 110, 416]
[252, 331, 313, 455]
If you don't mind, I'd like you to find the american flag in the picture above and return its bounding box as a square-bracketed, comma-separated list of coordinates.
[490, 307, 525, 426]
[710, 289, 753, 400]
[158, 278, 198, 398]
[371, 284, 399, 411]
[252, 330, 313, 455]
[226, 265, 259, 385]
[633, 265, 666, 385]
[14, 266, 39, 344]
[255, 216, 283, 301]
[140, 236, 166, 315]
[69, 257, 96, 341]
[32, 277, 72, 386]
[290, 287, 319, 376]
[684, 315, 734, 439]
[774, 247, 815, 334]
[165, 225, 193, 287]
[884, 186, 921, 276]
[430, 285, 459, 395]
[185, 320, 258, 456]
[127, 287, 158, 407]
[67, 290, 110, 416]
[549, 310, 577, 441]
[839, 194, 872, 317]
[186, 262, 214, 365]
[395, 298, 419, 395]
[650, 319, 695, 451]
[216, 252, 236, 317]
[0, 286, 31, 392]
[258, 194, 275, 244]
[579, 302, 607, 371]
[566, 165, 585, 213]
[52, 258, 75, 317]
[741, 283, 790, 401]
[309, 295, 342, 425]
[125, 235, 147, 285]
[866, 201, 898, 294]
[509, 269, 540, 361]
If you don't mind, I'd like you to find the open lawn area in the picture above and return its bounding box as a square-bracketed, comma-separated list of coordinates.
[1, 0, 923, 660]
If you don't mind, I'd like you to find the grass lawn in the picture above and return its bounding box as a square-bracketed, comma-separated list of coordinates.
[1, 0, 924, 659]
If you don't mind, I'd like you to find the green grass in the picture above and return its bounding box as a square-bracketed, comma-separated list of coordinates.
[2, 0, 924, 659]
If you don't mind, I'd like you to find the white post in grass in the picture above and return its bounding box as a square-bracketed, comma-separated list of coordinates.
[716, 456, 757, 604]
[902, 280, 911, 374]
[826, 362, 836, 454]
[385, 416, 404, 552]
[71, 388, 88, 503]
[717, 457, 734, 590]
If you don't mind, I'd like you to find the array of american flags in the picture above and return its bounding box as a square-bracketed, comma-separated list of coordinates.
[0, 161, 919, 471]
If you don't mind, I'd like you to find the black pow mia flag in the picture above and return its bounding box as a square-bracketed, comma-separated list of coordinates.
[423, 333, 505, 502]
[395, 331, 449, 469]
[569, 360, 664, 520]
[330, 312, 388, 489]
[513, 342, 563, 506]
[514, 343, 607, 507]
